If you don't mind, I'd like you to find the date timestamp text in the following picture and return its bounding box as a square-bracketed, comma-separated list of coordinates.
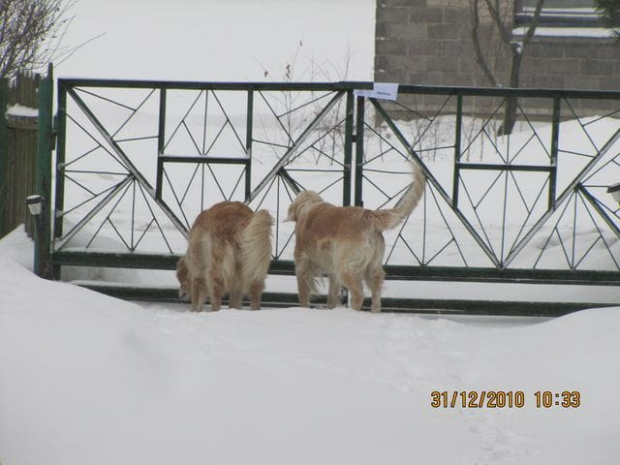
[430, 390, 581, 409]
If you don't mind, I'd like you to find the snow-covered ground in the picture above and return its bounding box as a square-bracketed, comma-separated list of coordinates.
[2, 1, 620, 463]
[1, 227, 619, 464]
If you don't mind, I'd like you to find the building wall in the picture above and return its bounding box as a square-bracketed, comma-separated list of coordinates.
[374, 0, 620, 93]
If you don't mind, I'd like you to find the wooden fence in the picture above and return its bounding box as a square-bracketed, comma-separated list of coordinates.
[0, 71, 41, 238]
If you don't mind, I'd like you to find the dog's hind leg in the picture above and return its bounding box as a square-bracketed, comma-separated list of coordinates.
[327, 275, 342, 309]
[248, 280, 265, 310]
[207, 270, 224, 311]
[229, 289, 243, 310]
[341, 272, 364, 311]
[191, 276, 208, 312]
[295, 258, 312, 308]
[365, 267, 385, 313]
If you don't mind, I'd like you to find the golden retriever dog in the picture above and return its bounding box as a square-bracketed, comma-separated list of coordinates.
[177, 201, 273, 312]
[285, 161, 425, 312]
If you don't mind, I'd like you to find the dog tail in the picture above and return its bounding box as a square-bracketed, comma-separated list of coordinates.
[241, 209, 274, 285]
[371, 160, 426, 231]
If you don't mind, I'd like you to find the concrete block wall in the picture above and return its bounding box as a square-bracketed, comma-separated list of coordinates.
[374, 0, 620, 117]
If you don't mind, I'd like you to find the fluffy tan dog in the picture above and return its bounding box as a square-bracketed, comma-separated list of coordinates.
[177, 201, 273, 312]
[285, 162, 425, 312]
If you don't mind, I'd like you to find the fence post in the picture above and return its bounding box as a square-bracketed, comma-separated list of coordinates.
[1, 72, 39, 239]
[354, 96, 365, 207]
[0, 78, 7, 237]
[452, 94, 463, 209]
[342, 90, 354, 207]
[35, 64, 54, 278]
[549, 95, 561, 210]
[245, 89, 254, 201]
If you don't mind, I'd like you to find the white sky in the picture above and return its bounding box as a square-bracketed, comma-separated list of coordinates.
[56, 0, 376, 82]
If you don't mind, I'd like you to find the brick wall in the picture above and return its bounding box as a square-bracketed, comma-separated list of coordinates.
[374, 0, 620, 116]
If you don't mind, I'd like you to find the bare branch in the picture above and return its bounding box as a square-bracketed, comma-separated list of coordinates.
[470, 0, 500, 86]
[482, 0, 513, 45]
[521, 0, 545, 50]
[0, 0, 79, 79]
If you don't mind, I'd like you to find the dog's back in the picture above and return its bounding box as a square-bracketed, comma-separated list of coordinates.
[181, 201, 272, 311]
[287, 161, 425, 312]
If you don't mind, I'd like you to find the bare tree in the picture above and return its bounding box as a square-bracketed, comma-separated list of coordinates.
[470, 0, 545, 135]
[0, 0, 76, 79]
[595, 0, 620, 39]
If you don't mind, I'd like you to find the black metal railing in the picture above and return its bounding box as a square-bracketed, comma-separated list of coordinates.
[40, 79, 620, 313]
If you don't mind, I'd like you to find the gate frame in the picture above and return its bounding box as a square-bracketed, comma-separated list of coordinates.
[37, 79, 620, 316]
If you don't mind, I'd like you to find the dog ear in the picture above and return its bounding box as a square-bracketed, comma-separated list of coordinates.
[284, 209, 296, 222]
[284, 203, 297, 222]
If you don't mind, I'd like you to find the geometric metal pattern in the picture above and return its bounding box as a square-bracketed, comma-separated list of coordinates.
[52, 80, 620, 286]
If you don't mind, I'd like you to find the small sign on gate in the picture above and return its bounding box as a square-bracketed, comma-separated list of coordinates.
[354, 82, 399, 101]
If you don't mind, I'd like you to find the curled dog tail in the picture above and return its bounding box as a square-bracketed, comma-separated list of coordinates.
[371, 160, 426, 232]
[241, 209, 273, 285]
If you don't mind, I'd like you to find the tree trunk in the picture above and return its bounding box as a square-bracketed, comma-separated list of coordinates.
[499, 46, 522, 136]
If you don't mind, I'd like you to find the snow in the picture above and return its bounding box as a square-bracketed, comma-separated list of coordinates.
[513, 27, 617, 38]
[2, 1, 620, 463]
[6, 104, 39, 118]
[1, 228, 619, 464]
[56, 0, 376, 82]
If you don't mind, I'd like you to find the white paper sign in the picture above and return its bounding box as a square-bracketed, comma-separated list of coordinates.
[354, 82, 399, 101]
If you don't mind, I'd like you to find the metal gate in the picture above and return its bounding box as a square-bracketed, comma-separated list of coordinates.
[39, 79, 620, 315]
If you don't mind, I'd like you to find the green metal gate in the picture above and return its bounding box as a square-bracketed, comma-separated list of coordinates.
[38, 79, 620, 315]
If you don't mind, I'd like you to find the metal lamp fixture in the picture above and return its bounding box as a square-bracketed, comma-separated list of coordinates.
[26, 194, 49, 278]
[26, 194, 43, 216]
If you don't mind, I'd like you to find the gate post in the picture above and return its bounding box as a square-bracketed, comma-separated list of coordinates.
[0, 78, 7, 237]
[245, 90, 254, 201]
[34, 64, 54, 278]
[354, 95, 365, 207]
[549, 95, 561, 209]
[342, 90, 355, 207]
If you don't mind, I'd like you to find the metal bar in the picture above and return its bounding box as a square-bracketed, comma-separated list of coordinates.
[247, 90, 345, 203]
[50, 248, 620, 286]
[155, 156, 164, 200]
[278, 169, 302, 195]
[452, 95, 462, 208]
[456, 163, 553, 172]
[202, 90, 209, 154]
[55, 79, 620, 100]
[370, 97, 501, 268]
[158, 155, 250, 165]
[164, 92, 203, 154]
[66, 87, 154, 191]
[35, 68, 54, 278]
[505, 124, 620, 267]
[155, 92, 170, 204]
[549, 96, 561, 209]
[383, 265, 620, 285]
[0, 78, 8, 236]
[54, 81, 69, 245]
[49, 80, 620, 312]
[158, 87, 167, 156]
[245, 90, 253, 201]
[55, 175, 134, 250]
[575, 187, 620, 270]
[58, 79, 363, 92]
[64, 281, 614, 316]
[65, 86, 188, 237]
[342, 90, 354, 206]
[578, 185, 620, 242]
[355, 96, 365, 206]
[85, 180, 134, 250]
[52, 250, 180, 269]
